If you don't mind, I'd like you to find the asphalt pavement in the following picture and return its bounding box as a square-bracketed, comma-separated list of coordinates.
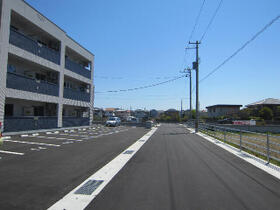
[0, 124, 148, 209]
[87, 123, 280, 210]
[1, 123, 280, 210]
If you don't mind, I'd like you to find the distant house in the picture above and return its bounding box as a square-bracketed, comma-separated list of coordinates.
[246, 98, 280, 113]
[115, 110, 131, 120]
[133, 109, 149, 122]
[164, 109, 179, 117]
[93, 107, 104, 119]
[104, 108, 116, 117]
[150, 109, 159, 118]
[206, 105, 242, 118]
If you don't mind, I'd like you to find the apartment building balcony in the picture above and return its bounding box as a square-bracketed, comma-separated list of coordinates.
[62, 117, 90, 127]
[9, 28, 60, 65]
[6, 72, 59, 96]
[4, 116, 58, 132]
[65, 57, 91, 79]
[63, 87, 90, 102]
[62, 105, 90, 127]
[4, 98, 58, 132]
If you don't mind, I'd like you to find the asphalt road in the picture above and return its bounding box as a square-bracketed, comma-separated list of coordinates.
[0, 125, 148, 210]
[1, 123, 280, 210]
[87, 123, 280, 210]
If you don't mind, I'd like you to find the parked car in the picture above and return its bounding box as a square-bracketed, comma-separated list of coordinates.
[106, 117, 121, 127]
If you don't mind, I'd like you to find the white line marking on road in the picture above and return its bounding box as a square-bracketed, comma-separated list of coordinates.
[0, 150, 24, 155]
[48, 127, 158, 210]
[21, 134, 29, 137]
[32, 133, 39, 136]
[4, 140, 60, 147]
[67, 139, 83, 142]
[2, 136, 11, 140]
[186, 127, 280, 180]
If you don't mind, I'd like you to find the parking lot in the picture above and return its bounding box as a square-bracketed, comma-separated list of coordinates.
[0, 124, 133, 161]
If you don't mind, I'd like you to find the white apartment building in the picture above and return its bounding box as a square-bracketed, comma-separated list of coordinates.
[0, 0, 94, 132]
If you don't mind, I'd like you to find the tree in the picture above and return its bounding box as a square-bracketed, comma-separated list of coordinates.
[238, 108, 252, 120]
[259, 107, 273, 120]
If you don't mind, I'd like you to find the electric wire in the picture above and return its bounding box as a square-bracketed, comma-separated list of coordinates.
[199, 14, 280, 83]
[95, 75, 185, 94]
[187, 0, 206, 44]
[199, 0, 223, 42]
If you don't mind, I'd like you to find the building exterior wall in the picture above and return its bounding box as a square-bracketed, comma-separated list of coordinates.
[0, 0, 94, 131]
[207, 106, 241, 118]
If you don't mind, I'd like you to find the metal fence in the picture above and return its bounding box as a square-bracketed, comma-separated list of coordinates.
[4, 117, 58, 132]
[6, 72, 59, 96]
[186, 122, 280, 164]
[65, 57, 91, 79]
[9, 29, 60, 65]
[63, 88, 90, 102]
[62, 117, 90, 127]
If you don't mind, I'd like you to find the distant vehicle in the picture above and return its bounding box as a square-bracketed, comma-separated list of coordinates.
[127, 116, 138, 123]
[106, 117, 121, 127]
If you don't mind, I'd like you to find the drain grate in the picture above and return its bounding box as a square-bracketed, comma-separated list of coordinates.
[74, 180, 103, 195]
[123, 150, 134, 154]
[138, 139, 145, 142]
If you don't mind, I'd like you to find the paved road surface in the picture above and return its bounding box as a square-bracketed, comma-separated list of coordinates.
[1, 123, 280, 210]
[0, 125, 147, 209]
[88, 123, 280, 210]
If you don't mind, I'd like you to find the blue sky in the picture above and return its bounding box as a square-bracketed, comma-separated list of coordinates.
[26, 0, 280, 111]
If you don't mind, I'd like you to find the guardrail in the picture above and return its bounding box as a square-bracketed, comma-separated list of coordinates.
[186, 122, 280, 164]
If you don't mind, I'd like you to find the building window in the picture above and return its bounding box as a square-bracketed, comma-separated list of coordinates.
[34, 106, 44, 116]
[5, 104, 14, 116]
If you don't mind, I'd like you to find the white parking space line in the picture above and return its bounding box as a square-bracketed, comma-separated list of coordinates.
[0, 150, 25, 155]
[48, 127, 158, 210]
[4, 140, 60, 147]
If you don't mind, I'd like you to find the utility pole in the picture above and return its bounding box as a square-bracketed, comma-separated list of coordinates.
[187, 67, 192, 119]
[180, 67, 193, 120]
[188, 41, 201, 133]
[180, 99, 183, 118]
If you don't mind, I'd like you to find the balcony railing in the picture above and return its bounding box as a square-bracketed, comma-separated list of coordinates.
[64, 87, 90, 102]
[9, 28, 60, 65]
[4, 116, 58, 132]
[62, 117, 90, 127]
[65, 57, 91, 79]
[6, 72, 59, 96]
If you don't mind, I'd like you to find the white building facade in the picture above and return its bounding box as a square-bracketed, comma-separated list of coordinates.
[0, 0, 94, 132]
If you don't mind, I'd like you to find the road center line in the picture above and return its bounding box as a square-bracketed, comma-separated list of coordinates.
[48, 126, 158, 210]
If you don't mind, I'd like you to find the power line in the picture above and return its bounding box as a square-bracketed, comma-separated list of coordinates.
[187, 0, 206, 44]
[95, 75, 185, 94]
[94, 75, 179, 80]
[183, 0, 206, 70]
[200, 14, 280, 83]
[200, 0, 223, 42]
